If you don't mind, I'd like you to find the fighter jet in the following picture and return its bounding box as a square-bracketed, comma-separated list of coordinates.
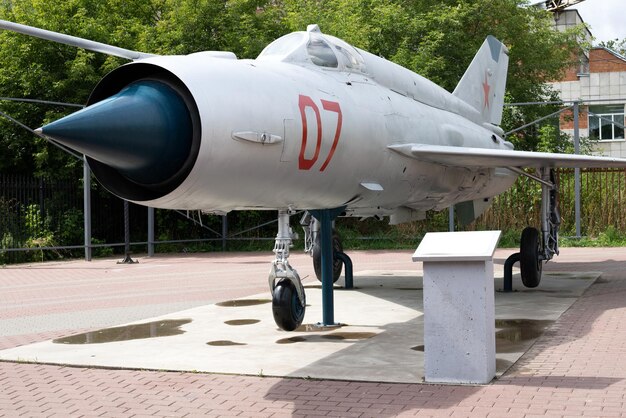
[2, 20, 626, 331]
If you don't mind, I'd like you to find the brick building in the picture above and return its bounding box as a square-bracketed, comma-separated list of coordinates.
[550, 10, 626, 157]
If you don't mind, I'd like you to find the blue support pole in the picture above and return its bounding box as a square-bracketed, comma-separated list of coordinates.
[309, 207, 345, 327]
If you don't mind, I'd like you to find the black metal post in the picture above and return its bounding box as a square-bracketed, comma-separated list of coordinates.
[222, 214, 228, 251]
[503, 252, 520, 292]
[118, 200, 137, 264]
[334, 251, 353, 289]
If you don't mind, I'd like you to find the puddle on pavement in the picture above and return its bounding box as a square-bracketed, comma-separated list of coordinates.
[496, 319, 553, 353]
[216, 299, 271, 307]
[295, 323, 344, 332]
[410, 347, 514, 374]
[276, 336, 308, 344]
[496, 358, 514, 373]
[276, 332, 376, 344]
[518, 289, 575, 298]
[224, 319, 260, 326]
[304, 285, 336, 289]
[321, 332, 376, 340]
[53, 319, 192, 344]
[322, 332, 376, 341]
[548, 273, 596, 281]
[303, 285, 357, 290]
[521, 289, 559, 294]
[409, 319, 553, 355]
[207, 340, 247, 346]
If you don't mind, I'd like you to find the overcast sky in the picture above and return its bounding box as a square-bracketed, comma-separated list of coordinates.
[573, 0, 626, 44]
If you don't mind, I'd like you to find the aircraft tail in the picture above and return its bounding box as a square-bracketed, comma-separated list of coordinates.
[453, 36, 509, 126]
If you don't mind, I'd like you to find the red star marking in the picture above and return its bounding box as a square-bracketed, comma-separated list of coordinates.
[482, 71, 491, 110]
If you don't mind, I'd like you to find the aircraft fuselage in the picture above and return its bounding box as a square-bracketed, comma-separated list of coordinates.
[93, 53, 516, 217]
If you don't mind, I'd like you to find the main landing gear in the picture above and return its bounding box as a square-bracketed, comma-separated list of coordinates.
[505, 168, 560, 291]
[301, 212, 344, 283]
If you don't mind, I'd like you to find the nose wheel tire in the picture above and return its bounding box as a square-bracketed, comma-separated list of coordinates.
[520, 227, 542, 288]
[312, 233, 343, 283]
[272, 280, 305, 331]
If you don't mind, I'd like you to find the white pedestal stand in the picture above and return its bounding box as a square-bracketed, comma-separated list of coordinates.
[413, 231, 501, 384]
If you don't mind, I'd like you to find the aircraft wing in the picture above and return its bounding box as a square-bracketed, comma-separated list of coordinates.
[388, 144, 626, 169]
[0, 19, 156, 60]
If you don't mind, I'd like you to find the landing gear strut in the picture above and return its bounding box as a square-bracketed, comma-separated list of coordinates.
[269, 208, 352, 330]
[504, 168, 560, 290]
[269, 209, 305, 331]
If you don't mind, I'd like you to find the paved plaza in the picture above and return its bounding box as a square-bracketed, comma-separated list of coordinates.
[1, 248, 626, 417]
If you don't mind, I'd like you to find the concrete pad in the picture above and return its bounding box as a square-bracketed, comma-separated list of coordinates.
[0, 268, 599, 384]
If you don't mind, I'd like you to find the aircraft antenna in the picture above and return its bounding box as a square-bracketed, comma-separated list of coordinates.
[531, 0, 586, 12]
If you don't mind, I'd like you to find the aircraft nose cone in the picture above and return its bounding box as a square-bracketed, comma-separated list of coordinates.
[40, 80, 193, 185]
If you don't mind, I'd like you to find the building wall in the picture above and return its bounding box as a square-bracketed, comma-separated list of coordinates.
[552, 52, 626, 158]
[553, 74, 624, 103]
[590, 49, 626, 73]
[549, 9, 626, 158]
[560, 107, 588, 130]
[592, 140, 626, 157]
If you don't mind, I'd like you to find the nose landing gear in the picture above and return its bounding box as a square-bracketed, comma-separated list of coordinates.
[269, 209, 306, 331]
[269, 207, 349, 331]
[272, 279, 305, 331]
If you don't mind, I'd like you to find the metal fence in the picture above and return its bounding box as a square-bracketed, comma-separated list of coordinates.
[0, 173, 281, 264]
[477, 167, 626, 236]
[0, 174, 84, 262]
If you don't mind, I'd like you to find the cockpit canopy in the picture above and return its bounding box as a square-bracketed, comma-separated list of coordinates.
[257, 24, 367, 74]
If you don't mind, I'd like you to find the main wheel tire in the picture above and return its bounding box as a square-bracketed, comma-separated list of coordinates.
[272, 280, 305, 331]
[312, 233, 343, 283]
[520, 227, 542, 288]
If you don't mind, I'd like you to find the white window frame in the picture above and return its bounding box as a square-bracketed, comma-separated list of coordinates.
[588, 105, 625, 142]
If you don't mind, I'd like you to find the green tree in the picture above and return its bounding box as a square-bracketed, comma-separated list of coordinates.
[0, 0, 587, 178]
[280, 0, 586, 151]
[599, 38, 626, 56]
[399, 0, 586, 152]
[0, 0, 286, 177]
[144, 0, 283, 58]
[0, 0, 166, 176]
[536, 123, 591, 155]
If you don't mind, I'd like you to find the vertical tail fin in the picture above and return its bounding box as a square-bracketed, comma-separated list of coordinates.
[453, 36, 509, 126]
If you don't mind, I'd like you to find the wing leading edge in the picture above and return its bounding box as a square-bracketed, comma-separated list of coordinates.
[0, 19, 156, 60]
[388, 144, 626, 169]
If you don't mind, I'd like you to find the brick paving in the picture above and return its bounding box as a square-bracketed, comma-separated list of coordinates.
[1, 248, 626, 417]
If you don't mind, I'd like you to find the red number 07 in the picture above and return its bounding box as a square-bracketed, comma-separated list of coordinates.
[298, 94, 343, 171]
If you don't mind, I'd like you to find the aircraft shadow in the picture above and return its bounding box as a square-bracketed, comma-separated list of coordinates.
[264, 256, 626, 414]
